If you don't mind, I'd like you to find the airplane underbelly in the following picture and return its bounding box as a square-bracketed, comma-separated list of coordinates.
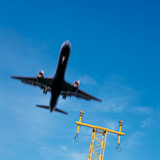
[51, 77, 63, 94]
[50, 95, 58, 111]
[51, 83, 62, 96]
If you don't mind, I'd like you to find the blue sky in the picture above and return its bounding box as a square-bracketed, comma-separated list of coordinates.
[0, 0, 160, 159]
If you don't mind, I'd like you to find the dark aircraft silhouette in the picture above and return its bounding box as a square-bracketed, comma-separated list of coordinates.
[11, 41, 102, 115]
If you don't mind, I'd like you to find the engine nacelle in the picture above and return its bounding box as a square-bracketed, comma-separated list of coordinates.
[37, 70, 44, 79]
[73, 80, 80, 88]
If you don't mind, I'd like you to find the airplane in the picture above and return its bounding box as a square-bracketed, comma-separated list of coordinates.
[11, 41, 102, 115]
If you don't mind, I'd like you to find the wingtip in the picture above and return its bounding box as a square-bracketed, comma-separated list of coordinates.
[97, 99, 102, 102]
[11, 76, 18, 79]
[94, 98, 102, 102]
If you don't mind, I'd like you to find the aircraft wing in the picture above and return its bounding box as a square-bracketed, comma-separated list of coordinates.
[11, 76, 53, 91]
[61, 80, 102, 102]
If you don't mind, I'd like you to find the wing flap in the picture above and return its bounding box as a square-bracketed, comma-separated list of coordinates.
[61, 80, 102, 102]
[61, 91, 92, 100]
[11, 76, 52, 91]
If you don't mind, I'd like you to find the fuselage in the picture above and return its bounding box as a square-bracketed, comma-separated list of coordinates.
[49, 41, 71, 112]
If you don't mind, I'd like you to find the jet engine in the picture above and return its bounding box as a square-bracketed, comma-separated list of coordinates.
[73, 80, 80, 88]
[37, 70, 44, 80]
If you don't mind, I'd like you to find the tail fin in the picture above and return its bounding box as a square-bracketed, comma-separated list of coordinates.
[55, 108, 68, 115]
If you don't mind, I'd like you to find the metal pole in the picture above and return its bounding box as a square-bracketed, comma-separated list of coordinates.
[88, 129, 96, 160]
[74, 110, 84, 142]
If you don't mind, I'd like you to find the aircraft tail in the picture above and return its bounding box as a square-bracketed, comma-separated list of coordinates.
[36, 105, 68, 115]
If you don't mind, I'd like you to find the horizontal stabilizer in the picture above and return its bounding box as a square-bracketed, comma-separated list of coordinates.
[36, 105, 68, 115]
[55, 108, 68, 115]
[36, 105, 49, 109]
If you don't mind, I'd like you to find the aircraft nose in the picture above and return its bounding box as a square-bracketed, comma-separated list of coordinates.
[65, 40, 71, 47]
[61, 40, 71, 51]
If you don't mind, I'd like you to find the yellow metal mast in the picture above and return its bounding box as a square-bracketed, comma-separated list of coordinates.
[74, 111, 125, 160]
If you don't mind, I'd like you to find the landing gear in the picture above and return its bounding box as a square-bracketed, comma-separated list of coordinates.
[43, 90, 47, 94]
[62, 95, 66, 99]
[43, 86, 50, 94]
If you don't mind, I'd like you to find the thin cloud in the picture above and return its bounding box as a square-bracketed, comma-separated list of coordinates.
[93, 95, 131, 113]
[0, 147, 14, 156]
[75, 127, 92, 141]
[92, 76, 155, 117]
[141, 118, 153, 128]
[91, 76, 137, 113]
[78, 74, 98, 86]
[58, 145, 68, 151]
[132, 106, 153, 115]
[123, 131, 144, 149]
[104, 120, 118, 131]
[67, 152, 88, 160]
